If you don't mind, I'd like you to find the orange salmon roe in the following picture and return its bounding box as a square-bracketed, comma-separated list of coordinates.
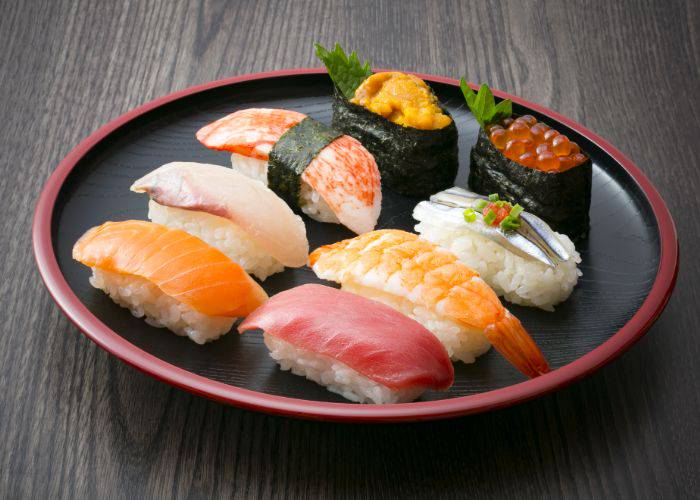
[488, 117, 588, 172]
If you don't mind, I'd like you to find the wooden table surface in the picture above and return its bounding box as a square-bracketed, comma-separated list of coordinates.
[2, 1, 698, 497]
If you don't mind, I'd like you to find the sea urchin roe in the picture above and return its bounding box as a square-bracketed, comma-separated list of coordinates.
[487, 116, 587, 172]
[351, 72, 452, 130]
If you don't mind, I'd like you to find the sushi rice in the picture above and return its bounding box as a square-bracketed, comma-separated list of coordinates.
[415, 215, 581, 311]
[148, 200, 284, 281]
[264, 333, 425, 404]
[89, 268, 235, 344]
[230, 152, 339, 224]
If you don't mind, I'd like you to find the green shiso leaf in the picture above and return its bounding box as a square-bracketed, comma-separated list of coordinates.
[315, 42, 372, 99]
[462, 79, 476, 108]
[460, 78, 513, 128]
[492, 98, 513, 123]
[463, 208, 476, 222]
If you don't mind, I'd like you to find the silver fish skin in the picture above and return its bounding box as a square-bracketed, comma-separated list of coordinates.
[426, 187, 571, 265]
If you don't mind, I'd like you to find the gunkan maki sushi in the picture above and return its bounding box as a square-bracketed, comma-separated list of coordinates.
[462, 80, 592, 241]
[315, 43, 458, 197]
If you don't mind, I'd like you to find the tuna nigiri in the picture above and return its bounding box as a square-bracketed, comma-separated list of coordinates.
[239, 284, 454, 404]
[309, 230, 550, 378]
[131, 162, 309, 280]
[73, 220, 268, 344]
[196, 108, 382, 235]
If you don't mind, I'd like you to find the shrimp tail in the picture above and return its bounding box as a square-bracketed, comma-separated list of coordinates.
[484, 312, 550, 378]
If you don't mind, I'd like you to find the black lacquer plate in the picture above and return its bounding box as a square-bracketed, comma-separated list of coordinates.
[34, 70, 677, 421]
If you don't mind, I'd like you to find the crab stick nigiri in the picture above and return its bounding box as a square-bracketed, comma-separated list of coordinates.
[309, 230, 550, 378]
[131, 162, 309, 280]
[73, 220, 268, 344]
[196, 108, 382, 235]
[239, 284, 454, 404]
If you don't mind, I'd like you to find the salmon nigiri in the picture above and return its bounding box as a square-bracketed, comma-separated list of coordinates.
[309, 230, 550, 378]
[196, 108, 381, 235]
[73, 220, 268, 344]
[239, 284, 454, 403]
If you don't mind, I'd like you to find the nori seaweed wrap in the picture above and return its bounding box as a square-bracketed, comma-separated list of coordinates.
[267, 116, 342, 208]
[468, 128, 592, 241]
[332, 88, 459, 197]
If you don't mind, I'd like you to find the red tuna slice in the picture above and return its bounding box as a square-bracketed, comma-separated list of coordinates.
[239, 284, 454, 391]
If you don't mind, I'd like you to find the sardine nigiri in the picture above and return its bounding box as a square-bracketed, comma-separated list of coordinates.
[309, 230, 550, 378]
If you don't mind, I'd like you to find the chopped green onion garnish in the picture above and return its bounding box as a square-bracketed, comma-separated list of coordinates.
[463, 208, 476, 222]
[488, 193, 500, 202]
[510, 204, 524, 218]
[484, 210, 497, 225]
[500, 215, 521, 230]
[475, 199, 488, 211]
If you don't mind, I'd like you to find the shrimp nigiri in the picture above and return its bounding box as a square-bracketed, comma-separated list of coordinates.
[309, 229, 549, 377]
[73, 220, 268, 344]
[196, 108, 381, 235]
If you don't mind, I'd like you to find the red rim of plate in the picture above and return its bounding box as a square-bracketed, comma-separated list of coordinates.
[32, 68, 679, 422]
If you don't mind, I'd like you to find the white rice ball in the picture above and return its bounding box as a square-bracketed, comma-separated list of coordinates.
[90, 268, 234, 344]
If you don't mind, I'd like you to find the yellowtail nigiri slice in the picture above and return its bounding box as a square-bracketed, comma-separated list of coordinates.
[131, 162, 308, 280]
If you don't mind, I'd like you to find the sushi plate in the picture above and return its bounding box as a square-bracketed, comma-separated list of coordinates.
[33, 69, 678, 422]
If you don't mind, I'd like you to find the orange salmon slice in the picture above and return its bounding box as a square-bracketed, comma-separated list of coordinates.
[73, 220, 268, 317]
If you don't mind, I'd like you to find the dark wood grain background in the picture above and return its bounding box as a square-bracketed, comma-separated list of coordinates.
[2, 0, 698, 498]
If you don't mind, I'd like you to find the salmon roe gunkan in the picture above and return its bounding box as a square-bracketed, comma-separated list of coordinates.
[485, 115, 587, 172]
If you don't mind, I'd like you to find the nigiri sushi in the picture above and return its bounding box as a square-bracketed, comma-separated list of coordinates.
[316, 43, 459, 197]
[196, 108, 381, 235]
[414, 188, 581, 310]
[309, 230, 549, 378]
[131, 162, 308, 280]
[73, 221, 268, 344]
[239, 284, 454, 404]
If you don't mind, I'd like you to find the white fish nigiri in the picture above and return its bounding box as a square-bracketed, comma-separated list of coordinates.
[131, 162, 308, 280]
